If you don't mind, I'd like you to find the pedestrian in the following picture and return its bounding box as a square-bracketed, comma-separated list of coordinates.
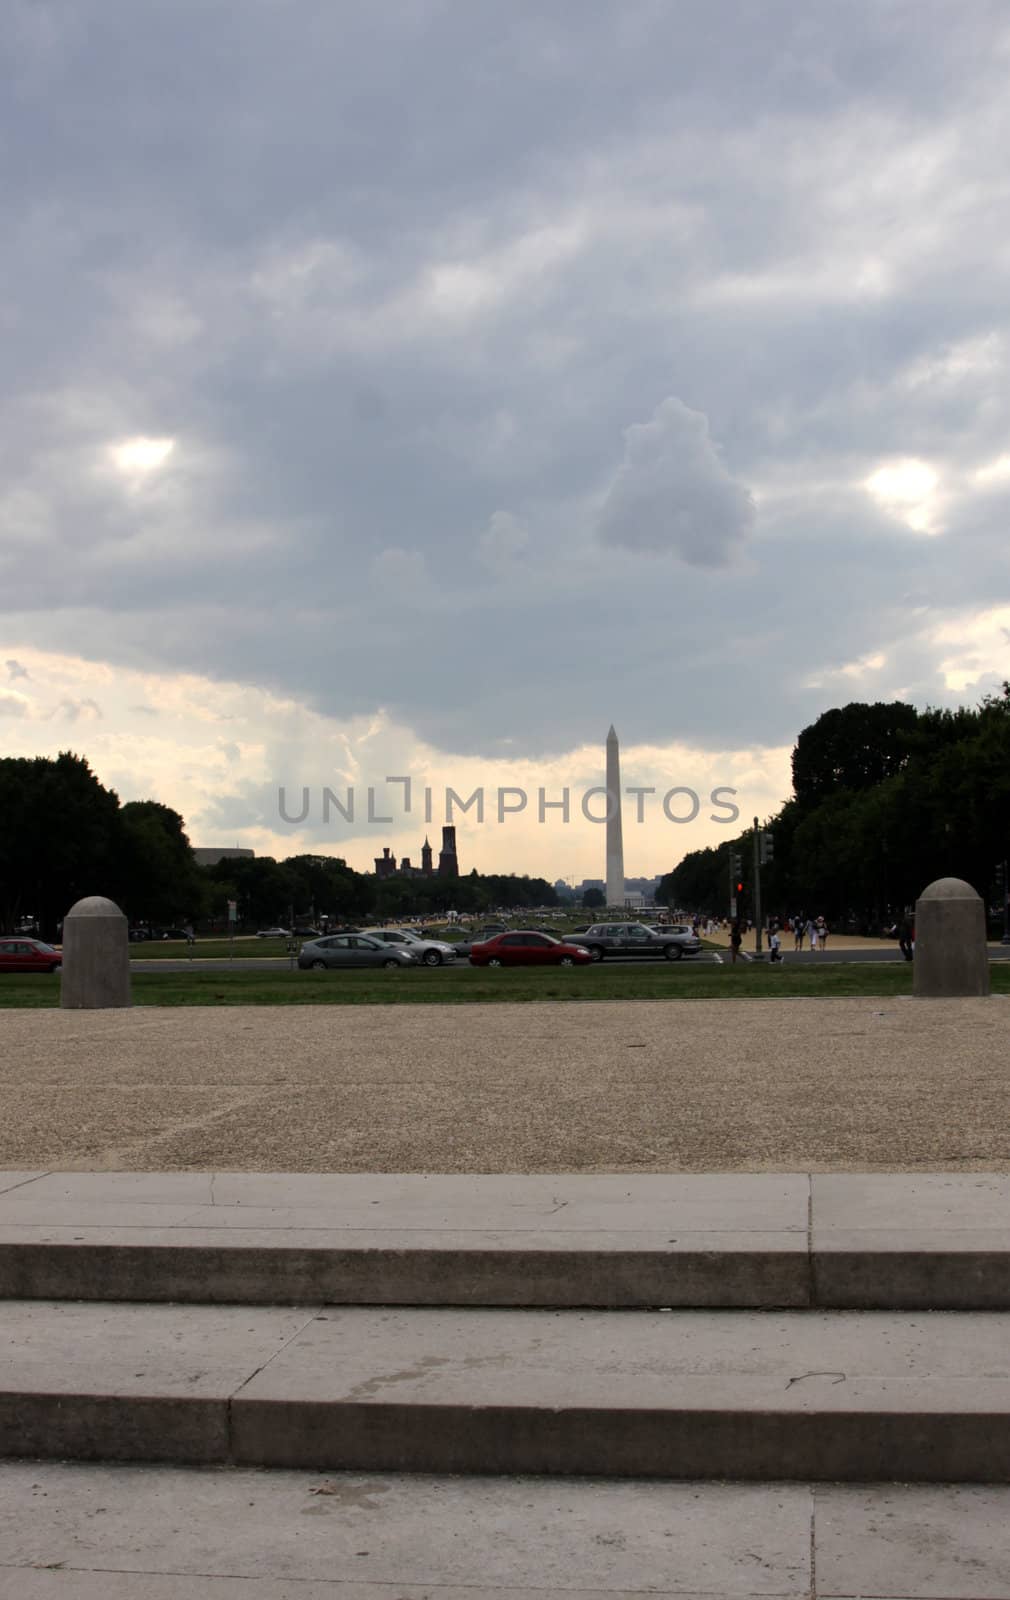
[897, 914, 914, 962]
[769, 927, 782, 962]
[817, 916, 828, 950]
[729, 919, 743, 964]
[793, 916, 804, 952]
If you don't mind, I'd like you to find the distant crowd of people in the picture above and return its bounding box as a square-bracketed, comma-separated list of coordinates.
[683, 908, 915, 965]
[696, 912, 833, 964]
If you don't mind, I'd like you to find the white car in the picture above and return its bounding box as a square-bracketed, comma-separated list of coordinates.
[364, 928, 458, 966]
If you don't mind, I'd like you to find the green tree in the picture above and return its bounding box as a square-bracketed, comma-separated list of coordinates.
[0, 752, 121, 937]
[791, 702, 919, 805]
[117, 801, 206, 926]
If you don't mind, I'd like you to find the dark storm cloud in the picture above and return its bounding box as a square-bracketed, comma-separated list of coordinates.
[3, 0, 1010, 760]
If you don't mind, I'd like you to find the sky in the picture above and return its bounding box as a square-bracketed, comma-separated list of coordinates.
[3, 0, 1010, 883]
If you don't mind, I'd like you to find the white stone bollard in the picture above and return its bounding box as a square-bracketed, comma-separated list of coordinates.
[60, 896, 132, 1009]
[913, 877, 990, 998]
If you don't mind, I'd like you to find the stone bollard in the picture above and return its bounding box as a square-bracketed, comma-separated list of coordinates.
[60, 896, 132, 1009]
[913, 877, 990, 998]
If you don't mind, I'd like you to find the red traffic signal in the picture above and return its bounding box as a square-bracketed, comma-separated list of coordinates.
[736, 882, 743, 893]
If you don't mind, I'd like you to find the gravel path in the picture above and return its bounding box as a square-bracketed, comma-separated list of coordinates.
[3, 998, 1008, 1172]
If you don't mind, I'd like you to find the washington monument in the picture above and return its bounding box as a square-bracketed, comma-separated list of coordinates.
[605, 724, 625, 906]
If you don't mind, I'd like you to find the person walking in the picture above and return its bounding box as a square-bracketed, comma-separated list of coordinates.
[793, 916, 804, 952]
[769, 927, 782, 962]
[817, 916, 828, 950]
[898, 914, 914, 961]
[729, 919, 744, 964]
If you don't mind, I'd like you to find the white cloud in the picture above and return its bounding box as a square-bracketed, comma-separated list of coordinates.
[932, 604, 1010, 692]
[597, 398, 755, 566]
[478, 510, 529, 572]
[108, 436, 175, 475]
[973, 454, 1010, 485]
[865, 459, 941, 534]
[804, 651, 888, 691]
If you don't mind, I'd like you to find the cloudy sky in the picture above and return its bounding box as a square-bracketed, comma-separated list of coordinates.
[3, 0, 1010, 881]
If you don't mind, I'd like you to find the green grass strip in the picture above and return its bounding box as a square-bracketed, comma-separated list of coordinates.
[3, 963, 1009, 1006]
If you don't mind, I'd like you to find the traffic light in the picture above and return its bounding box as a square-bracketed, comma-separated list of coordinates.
[730, 851, 742, 875]
[736, 881, 744, 894]
[760, 830, 774, 865]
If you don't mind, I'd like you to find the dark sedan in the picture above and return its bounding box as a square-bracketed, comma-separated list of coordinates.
[469, 931, 593, 968]
[0, 938, 62, 973]
[564, 922, 702, 961]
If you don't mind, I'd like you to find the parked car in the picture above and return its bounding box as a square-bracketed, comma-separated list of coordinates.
[564, 922, 702, 961]
[449, 926, 512, 957]
[158, 928, 193, 941]
[257, 927, 292, 939]
[469, 931, 593, 968]
[0, 938, 62, 973]
[298, 934, 417, 970]
[363, 928, 457, 966]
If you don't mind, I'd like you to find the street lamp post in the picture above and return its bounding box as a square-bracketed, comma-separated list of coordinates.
[753, 817, 763, 958]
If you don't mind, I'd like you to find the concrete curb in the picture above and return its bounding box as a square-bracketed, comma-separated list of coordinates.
[3, 1236, 1010, 1307]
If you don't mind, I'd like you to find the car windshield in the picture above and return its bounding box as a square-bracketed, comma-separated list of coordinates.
[34, 942, 56, 953]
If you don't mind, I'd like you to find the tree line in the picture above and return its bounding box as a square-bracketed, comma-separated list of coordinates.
[658, 686, 1010, 932]
[0, 753, 558, 936]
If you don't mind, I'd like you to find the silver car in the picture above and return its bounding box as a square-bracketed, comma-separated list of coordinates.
[363, 928, 458, 966]
[298, 934, 417, 970]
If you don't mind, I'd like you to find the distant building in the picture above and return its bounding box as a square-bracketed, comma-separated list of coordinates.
[374, 832, 445, 879]
[577, 874, 659, 909]
[374, 846, 398, 879]
[438, 824, 459, 877]
[193, 847, 255, 867]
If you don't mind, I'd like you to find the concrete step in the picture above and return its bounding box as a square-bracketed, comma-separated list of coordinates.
[3, 1462, 1010, 1599]
[3, 1170, 1010, 1308]
[3, 1300, 1010, 1481]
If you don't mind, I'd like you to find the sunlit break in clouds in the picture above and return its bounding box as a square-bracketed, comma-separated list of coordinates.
[108, 437, 176, 475]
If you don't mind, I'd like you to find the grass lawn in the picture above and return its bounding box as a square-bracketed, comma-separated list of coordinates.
[3, 962, 1009, 1007]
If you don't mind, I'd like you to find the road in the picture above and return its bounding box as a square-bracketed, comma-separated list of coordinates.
[131, 946, 1010, 973]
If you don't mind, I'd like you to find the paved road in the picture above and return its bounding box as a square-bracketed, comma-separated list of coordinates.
[131, 946, 1010, 973]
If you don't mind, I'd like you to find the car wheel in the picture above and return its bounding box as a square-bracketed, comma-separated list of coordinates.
[559, 956, 575, 967]
[383, 958, 401, 970]
[311, 959, 327, 971]
[488, 957, 503, 967]
[50, 964, 61, 974]
[423, 950, 441, 966]
[588, 946, 604, 962]
[664, 945, 683, 961]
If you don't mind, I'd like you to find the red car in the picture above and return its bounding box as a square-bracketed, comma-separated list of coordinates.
[469, 931, 593, 968]
[0, 938, 62, 973]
